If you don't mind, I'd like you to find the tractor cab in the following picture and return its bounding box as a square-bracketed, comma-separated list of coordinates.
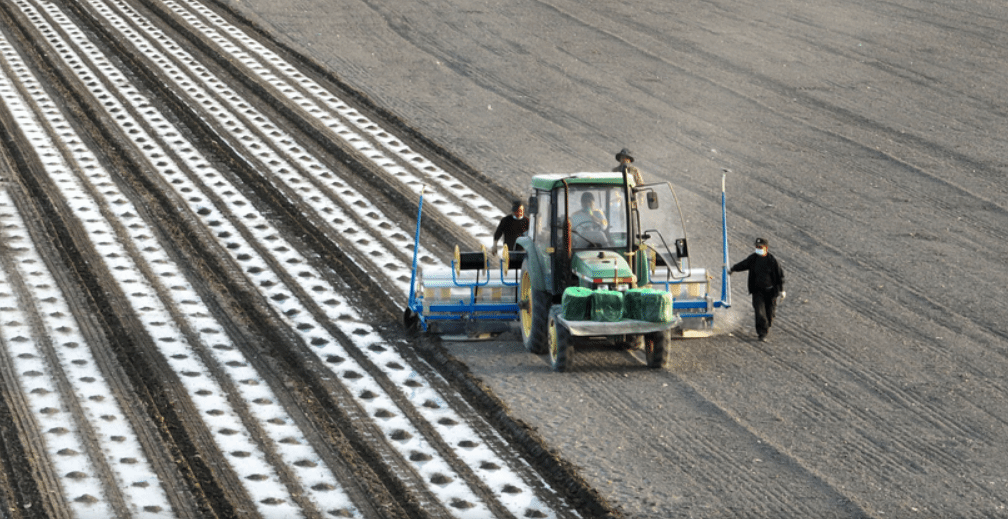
[524, 172, 637, 294]
[522, 172, 692, 294]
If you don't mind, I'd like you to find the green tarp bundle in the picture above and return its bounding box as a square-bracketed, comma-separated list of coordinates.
[591, 289, 624, 322]
[624, 288, 675, 323]
[562, 286, 674, 323]
[561, 286, 593, 321]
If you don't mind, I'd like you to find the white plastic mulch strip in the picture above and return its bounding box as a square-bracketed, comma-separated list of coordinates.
[85, 1, 563, 515]
[10, 0, 485, 514]
[32, 0, 557, 515]
[77, 1, 561, 516]
[89, 0, 439, 303]
[3, 5, 362, 517]
[169, 0, 499, 241]
[22, 2, 487, 510]
[0, 194, 117, 517]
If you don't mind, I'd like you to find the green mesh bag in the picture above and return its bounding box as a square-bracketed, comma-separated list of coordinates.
[591, 289, 624, 322]
[625, 288, 674, 323]
[561, 286, 593, 321]
[623, 288, 647, 321]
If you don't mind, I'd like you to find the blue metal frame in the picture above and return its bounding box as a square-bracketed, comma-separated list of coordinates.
[715, 172, 732, 309]
[407, 188, 523, 332]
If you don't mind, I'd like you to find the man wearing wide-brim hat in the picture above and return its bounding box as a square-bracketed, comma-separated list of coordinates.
[613, 148, 644, 186]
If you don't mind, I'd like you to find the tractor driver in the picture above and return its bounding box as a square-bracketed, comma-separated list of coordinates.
[571, 191, 608, 233]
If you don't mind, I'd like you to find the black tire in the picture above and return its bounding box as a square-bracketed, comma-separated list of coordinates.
[520, 268, 550, 354]
[645, 330, 671, 369]
[620, 335, 645, 350]
[403, 307, 420, 336]
[548, 306, 572, 372]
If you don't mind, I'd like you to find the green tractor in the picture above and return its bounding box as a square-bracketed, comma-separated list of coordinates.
[515, 171, 731, 371]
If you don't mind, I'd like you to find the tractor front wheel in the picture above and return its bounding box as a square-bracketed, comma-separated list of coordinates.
[548, 306, 572, 372]
[645, 330, 671, 369]
[520, 268, 549, 354]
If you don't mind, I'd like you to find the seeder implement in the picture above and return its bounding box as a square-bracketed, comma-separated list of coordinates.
[403, 188, 526, 335]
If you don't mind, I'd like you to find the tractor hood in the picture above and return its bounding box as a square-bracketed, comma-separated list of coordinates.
[571, 250, 635, 287]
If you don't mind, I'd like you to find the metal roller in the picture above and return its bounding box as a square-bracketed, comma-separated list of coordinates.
[454, 244, 490, 275]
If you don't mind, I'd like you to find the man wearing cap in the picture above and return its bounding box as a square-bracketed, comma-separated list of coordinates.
[613, 148, 644, 186]
[491, 201, 529, 256]
[729, 238, 786, 341]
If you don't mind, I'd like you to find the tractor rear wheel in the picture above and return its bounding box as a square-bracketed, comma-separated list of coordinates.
[520, 268, 549, 354]
[548, 306, 572, 372]
[645, 330, 671, 369]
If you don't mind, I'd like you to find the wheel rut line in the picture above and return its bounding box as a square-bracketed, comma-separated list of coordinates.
[749, 162, 1008, 255]
[780, 292, 1008, 435]
[547, 0, 1008, 210]
[749, 324, 983, 470]
[776, 246, 1008, 407]
[571, 354, 827, 515]
[728, 221, 1008, 442]
[556, 348, 876, 516]
[726, 181, 1008, 355]
[766, 280, 1002, 440]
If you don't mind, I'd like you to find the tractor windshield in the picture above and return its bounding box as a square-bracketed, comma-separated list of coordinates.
[559, 185, 629, 250]
[635, 182, 690, 274]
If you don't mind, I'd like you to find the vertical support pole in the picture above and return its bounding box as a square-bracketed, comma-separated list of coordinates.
[717, 172, 732, 308]
[407, 186, 426, 312]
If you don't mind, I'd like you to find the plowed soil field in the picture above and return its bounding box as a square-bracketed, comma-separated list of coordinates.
[221, 0, 1008, 517]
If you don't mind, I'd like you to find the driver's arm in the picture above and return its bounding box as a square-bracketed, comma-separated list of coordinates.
[593, 209, 608, 227]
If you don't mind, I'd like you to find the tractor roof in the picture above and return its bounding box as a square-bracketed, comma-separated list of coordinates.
[530, 172, 634, 191]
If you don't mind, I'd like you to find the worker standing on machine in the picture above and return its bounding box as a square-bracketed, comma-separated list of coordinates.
[613, 148, 644, 186]
[491, 200, 529, 256]
[729, 238, 785, 342]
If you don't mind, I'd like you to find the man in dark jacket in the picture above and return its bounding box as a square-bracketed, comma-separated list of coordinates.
[729, 238, 785, 341]
[491, 200, 529, 256]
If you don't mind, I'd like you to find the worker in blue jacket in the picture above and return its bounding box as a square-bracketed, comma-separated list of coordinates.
[729, 238, 785, 342]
